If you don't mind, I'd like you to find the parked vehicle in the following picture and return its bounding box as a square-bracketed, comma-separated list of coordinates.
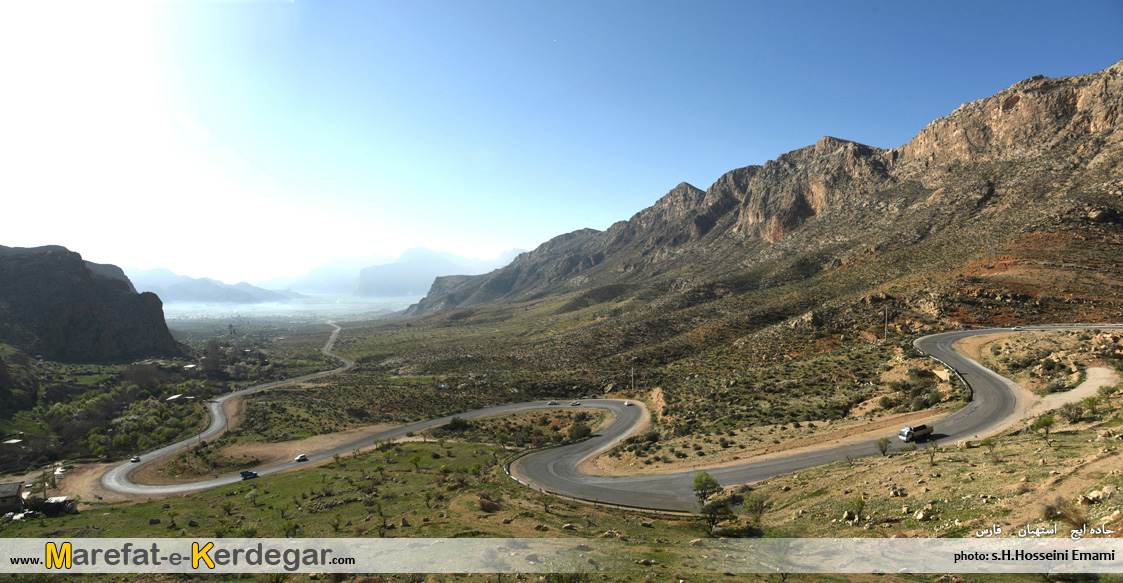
[240, 470, 259, 480]
[898, 424, 933, 442]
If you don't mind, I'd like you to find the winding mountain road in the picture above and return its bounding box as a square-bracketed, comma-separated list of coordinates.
[102, 324, 1119, 512]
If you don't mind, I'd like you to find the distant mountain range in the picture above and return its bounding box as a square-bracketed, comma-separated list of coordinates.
[125, 268, 302, 305]
[354, 247, 523, 298]
[124, 248, 524, 304]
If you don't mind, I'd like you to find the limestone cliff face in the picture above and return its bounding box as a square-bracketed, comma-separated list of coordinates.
[407, 60, 1123, 316]
[898, 61, 1123, 168]
[0, 245, 181, 361]
[726, 137, 892, 242]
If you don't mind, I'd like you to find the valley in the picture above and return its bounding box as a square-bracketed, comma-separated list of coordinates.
[2, 58, 1122, 582]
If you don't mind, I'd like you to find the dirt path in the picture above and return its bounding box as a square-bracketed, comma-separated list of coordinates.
[1030, 367, 1118, 416]
[13, 462, 139, 505]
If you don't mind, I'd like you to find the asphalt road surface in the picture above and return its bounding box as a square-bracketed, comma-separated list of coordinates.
[103, 324, 1119, 512]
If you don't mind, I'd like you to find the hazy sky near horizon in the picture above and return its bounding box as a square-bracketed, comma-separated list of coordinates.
[3, 1, 1120, 284]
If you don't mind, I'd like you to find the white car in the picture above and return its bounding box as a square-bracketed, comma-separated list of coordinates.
[624, 401, 633, 406]
[130, 456, 141, 463]
[570, 401, 581, 406]
[295, 454, 308, 462]
[547, 400, 558, 405]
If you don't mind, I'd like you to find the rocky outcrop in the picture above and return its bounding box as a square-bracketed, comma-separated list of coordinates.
[84, 261, 137, 293]
[899, 61, 1123, 168]
[727, 137, 891, 241]
[407, 60, 1123, 316]
[0, 245, 181, 361]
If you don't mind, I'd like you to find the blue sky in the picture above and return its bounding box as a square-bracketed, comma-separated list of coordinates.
[2, 1, 1120, 283]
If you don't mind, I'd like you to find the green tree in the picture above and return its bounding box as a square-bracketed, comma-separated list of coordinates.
[693, 471, 722, 507]
[1082, 396, 1100, 416]
[743, 492, 767, 523]
[1032, 414, 1055, 441]
[700, 500, 735, 532]
[408, 454, 422, 469]
[875, 437, 892, 456]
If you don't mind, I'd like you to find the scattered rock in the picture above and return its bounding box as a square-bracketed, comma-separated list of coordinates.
[914, 510, 931, 521]
[689, 539, 704, 547]
[148, 518, 161, 525]
[562, 524, 578, 531]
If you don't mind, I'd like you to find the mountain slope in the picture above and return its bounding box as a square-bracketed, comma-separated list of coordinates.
[407, 61, 1123, 319]
[0, 246, 181, 360]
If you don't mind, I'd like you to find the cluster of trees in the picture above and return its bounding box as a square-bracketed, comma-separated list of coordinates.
[0, 356, 211, 471]
[693, 471, 767, 533]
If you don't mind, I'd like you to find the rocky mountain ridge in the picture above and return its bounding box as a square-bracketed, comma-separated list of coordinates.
[406, 60, 1123, 317]
[0, 245, 181, 361]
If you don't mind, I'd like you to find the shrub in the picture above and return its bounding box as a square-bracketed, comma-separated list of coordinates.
[567, 424, 592, 441]
[445, 417, 470, 431]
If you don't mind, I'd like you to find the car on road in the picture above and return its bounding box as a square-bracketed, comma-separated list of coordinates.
[570, 401, 581, 406]
[295, 454, 308, 462]
[547, 400, 558, 405]
[130, 456, 141, 463]
[1012, 326, 1023, 331]
[624, 401, 633, 406]
[240, 470, 258, 480]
